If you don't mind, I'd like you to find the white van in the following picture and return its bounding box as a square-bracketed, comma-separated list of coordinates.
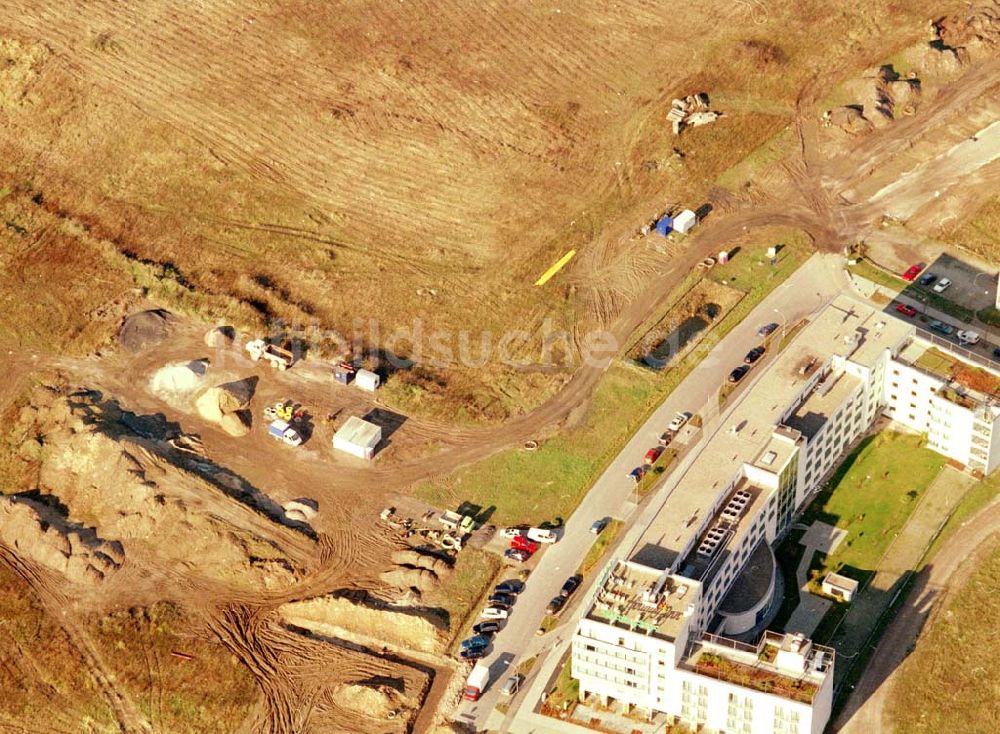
[957, 330, 981, 345]
[526, 527, 558, 544]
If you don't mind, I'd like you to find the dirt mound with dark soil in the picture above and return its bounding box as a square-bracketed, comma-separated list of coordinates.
[0, 495, 122, 583]
[118, 309, 175, 352]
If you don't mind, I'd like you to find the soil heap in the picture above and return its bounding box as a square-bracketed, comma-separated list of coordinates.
[118, 309, 175, 352]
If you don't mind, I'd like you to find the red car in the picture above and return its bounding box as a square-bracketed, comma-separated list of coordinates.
[895, 303, 917, 317]
[511, 535, 539, 554]
[902, 263, 925, 281]
[644, 447, 664, 465]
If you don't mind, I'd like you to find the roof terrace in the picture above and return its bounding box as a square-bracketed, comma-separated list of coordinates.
[686, 631, 834, 704]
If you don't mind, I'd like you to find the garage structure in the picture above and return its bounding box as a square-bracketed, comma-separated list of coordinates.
[333, 416, 382, 460]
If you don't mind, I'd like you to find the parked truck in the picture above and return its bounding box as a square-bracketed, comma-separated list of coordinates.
[464, 663, 490, 701]
[439, 510, 476, 535]
[246, 339, 295, 370]
[267, 419, 302, 446]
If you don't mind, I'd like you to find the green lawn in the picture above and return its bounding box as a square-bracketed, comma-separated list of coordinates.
[417, 229, 813, 525]
[802, 431, 945, 581]
[846, 259, 904, 292]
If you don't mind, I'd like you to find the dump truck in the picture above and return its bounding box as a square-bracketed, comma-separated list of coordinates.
[246, 339, 294, 370]
[267, 419, 302, 446]
[464, 663, 490, 701]
[439, 510, 475, 534]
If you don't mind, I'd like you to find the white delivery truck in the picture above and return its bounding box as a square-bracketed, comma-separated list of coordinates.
[464, 663, 490, 701]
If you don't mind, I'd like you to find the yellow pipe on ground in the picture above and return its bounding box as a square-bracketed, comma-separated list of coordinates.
[534, 249, 576, 286]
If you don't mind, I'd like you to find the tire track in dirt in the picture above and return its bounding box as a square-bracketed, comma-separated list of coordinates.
[0, 545, 151, 734]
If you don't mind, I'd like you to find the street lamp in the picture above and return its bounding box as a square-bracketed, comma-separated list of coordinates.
[773, 308, 788, 342]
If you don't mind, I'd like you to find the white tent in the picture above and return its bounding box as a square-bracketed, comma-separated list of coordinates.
[333, 416, 382, 460]
[673, 209, 698, 234]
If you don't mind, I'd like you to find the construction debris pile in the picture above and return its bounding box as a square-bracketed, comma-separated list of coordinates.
[823, 66, 921, 134]
[667, 93, 721, 135]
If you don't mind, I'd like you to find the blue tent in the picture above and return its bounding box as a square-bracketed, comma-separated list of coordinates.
[655, 216, 673, 236]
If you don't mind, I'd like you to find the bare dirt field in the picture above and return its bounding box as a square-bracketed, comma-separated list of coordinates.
[5, 1, 1000, 732]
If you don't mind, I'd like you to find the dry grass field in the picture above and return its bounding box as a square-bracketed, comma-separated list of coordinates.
[885, 538, 1000, 734]
[0, 0, 960, 421]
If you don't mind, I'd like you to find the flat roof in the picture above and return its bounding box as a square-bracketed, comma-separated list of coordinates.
[632, 295, 912, 570]
[785, 370, 861, 440]
[586, 560, 696, 642]
[333, 415, 382, 447]
[678, 477, 771, 586]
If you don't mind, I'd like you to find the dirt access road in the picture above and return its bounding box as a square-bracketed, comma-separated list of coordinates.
[833, 497, 1000, 734]
[18, 45, 1000, 506]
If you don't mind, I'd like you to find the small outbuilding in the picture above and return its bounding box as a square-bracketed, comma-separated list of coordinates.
[654, 216, 673, 236]
[673, 209, 698, 234]
[334, 362, 356, 385]
[355, 368, 380, 392]
[821, 572, 859, 603]
[333, 416, 382, 461]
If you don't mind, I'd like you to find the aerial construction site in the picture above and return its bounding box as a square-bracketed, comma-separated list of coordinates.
[2, 1, 1000, 733]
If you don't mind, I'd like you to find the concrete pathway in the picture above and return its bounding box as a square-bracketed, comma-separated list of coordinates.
[784, 546, 831, 639]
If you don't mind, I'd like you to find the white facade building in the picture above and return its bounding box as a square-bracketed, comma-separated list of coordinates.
[571, 295, 1000, 733]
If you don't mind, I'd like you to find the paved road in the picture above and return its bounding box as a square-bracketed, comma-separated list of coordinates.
[456, 253, 847, 730]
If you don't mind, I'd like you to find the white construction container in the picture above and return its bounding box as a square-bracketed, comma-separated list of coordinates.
[332, 416, 382, 460]
[355, 368, 380, 392]
[673, 209, 698, 234]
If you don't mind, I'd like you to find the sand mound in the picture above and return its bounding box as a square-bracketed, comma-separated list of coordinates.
[0, 496, 122, 583]
[16, 384, 305, 591]
[220, 412, 251, 437]
[150, 360, 208, 400]
[829, 106, 874, 135]
[390, 550, 450, 575]
[380, 567, 440, 592]
[337, 683, 400, 717]
[203, 326, 235, 348]
[118, 309, 175, 352]
[280, 594, 444, 653]
[196, 379, 256, 433]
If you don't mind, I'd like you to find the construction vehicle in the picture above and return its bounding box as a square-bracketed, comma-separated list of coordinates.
[464, 663, 491, 701]
[267, 419, 302, 446]
[246, 339, 294, 370]
[439, 510, 475, 535]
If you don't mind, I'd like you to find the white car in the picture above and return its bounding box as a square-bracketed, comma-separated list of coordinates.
[526, 527, 558, 544]
[499, 527, 526, 539]
[667, 412, 690, 432]
[957, 329, 981, 345]
[480, 607, 509, 620]
[932, 277, 952, 293]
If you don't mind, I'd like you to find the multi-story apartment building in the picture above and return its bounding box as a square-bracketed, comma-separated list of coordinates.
[571, 295, 1000, 733]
